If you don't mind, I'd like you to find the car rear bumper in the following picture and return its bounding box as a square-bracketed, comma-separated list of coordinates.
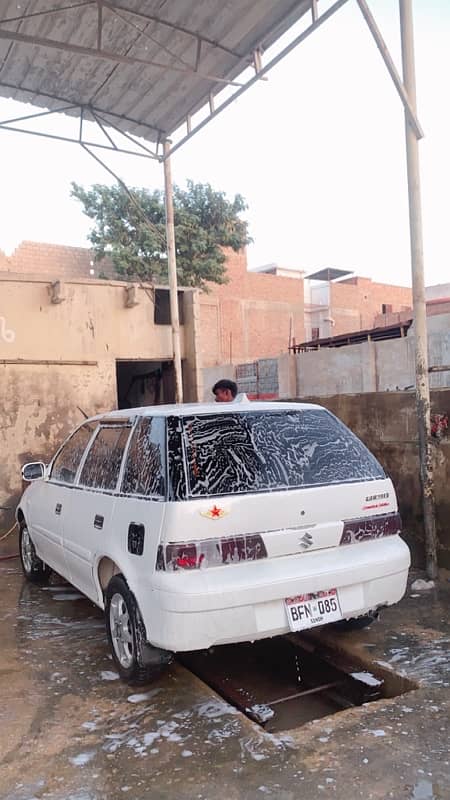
[137, 535, 410, 652]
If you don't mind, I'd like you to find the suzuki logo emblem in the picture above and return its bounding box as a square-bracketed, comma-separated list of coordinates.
[298, 532, 313, 550]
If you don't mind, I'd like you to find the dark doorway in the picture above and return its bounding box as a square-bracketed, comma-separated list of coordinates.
[116, 360, 175, 409]
[154, 289, 184, 325]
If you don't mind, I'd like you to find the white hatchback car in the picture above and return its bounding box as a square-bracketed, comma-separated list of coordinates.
[17, 399, 410, 683]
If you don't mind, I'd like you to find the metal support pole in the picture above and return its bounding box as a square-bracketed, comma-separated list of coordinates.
[163, 139, 183, 404]
[399, 0, 437, 578]
[356, 0, 423, 140]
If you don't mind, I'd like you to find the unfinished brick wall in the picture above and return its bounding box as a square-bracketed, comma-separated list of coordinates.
[330, 277, 412, 335]
[373, 309, 414, 328]
[199, 249, 305, 367]
[0, 242, 116, 280]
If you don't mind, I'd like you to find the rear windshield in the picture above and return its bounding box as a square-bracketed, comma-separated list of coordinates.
[180, 409, 385, 498]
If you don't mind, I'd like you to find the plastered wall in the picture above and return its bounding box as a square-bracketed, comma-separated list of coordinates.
[0, 276, 199, 543]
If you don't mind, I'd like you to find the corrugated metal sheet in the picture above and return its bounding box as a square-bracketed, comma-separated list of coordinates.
[0, 0, 311, 143]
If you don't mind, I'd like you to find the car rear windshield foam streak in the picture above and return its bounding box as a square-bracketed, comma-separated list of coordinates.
[180, 410, 385, 499]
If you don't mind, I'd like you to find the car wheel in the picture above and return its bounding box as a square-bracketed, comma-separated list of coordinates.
[105, 576, 172, 685]
[19, 523, 52, 584]
[333, 612, 379, 631]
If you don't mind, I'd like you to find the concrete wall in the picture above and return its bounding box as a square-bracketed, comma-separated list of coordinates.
[426, 283, 450, 301]
[425, 284, 450, 317]
[0, 363, 116, 551]
[0, 276, 199, 540]
[203, 312, 450, 399]
[296, 315, 450, 396]
[1, 242, 305, 371]
[296, 390, 450, 571]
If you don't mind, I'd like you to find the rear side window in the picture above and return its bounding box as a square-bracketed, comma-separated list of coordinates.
[51, 423, 96, 484]
[79, 426, 131, 491]
[121, 417, 166, 497]
[181, 410, 385, 498]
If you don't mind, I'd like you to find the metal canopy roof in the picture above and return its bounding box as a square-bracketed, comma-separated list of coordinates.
[0, 0, 314, 150]
[305, 267, 353, 281]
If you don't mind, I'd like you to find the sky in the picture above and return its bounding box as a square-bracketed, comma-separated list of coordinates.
[0, 0, 448, 288]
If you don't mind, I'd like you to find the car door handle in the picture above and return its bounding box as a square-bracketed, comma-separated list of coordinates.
[55, 503, 62, 515]
[94, 514, 104, 530]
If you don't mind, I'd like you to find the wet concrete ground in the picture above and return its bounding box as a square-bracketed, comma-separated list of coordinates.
[0, 561, 449, 800]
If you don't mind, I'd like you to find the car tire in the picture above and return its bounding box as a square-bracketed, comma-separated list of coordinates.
[333, 612, 379, 631]
[105, 576, 172, 685]
[19, 523, 52, 584]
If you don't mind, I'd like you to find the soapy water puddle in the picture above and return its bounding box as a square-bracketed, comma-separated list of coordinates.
[3, 565, 450, 800]
[12, 568, 447, 737]
[15, 577, 108, 690]
[14, 574, 419, 733]
[378, 634, 450, 688]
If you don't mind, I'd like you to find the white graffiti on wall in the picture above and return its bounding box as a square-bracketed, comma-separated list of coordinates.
[0, 316, 16, 343]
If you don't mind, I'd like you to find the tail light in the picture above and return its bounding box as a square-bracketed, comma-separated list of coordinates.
[156, 534, 267, 571]
[340, 512, 401, 545]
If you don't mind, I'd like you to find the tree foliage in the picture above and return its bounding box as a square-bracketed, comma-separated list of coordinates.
[71, 180, 251, 290]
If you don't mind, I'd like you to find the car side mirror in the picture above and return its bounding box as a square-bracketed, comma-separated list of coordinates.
[22, 462, 46, 482]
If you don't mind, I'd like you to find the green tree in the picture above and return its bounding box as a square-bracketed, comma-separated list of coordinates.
[71, 180, 251, 290]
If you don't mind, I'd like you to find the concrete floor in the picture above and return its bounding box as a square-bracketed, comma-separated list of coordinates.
[0, 561, 449, 800]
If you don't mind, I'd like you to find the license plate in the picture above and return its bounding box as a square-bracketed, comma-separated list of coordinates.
[285, 588, 342, 631]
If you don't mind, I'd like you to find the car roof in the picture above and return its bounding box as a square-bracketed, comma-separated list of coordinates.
[89, 398, 326, 423]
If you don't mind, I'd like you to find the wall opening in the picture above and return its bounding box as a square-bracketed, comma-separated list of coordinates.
[116, 360, 175, 409]
[154, 289, 184, 325]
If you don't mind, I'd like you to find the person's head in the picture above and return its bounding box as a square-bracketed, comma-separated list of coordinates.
[212, 378, 238, 403]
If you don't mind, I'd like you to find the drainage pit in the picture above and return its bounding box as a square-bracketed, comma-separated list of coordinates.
[179, 635, 416, 733]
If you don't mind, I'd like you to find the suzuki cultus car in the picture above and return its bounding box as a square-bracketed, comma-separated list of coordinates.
[17, 400, 410, 683]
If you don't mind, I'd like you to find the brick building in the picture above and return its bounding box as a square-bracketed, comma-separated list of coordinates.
[304, 273, 412, 341]
[1, 241, 418, 363]
[199, 249, 304, 367]
[0, 241, 305, 368]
